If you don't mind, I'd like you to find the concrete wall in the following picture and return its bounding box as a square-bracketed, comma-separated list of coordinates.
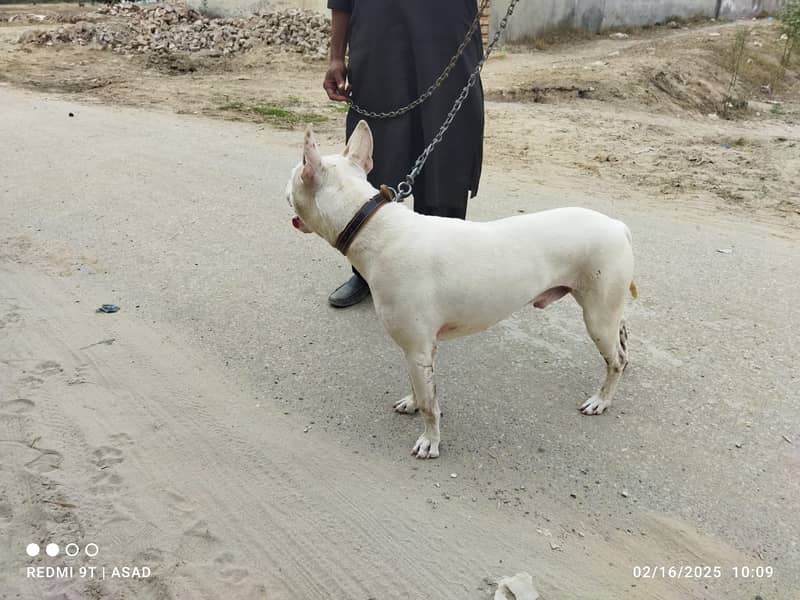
[492, 0, 785, 42]
[718, 0, 784, 18]
[186, 0, 327, 18]
[186, 0, 784, 26]
[290, 0, 327, 11]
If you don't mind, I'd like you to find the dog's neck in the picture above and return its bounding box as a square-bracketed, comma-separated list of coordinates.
[334, 185, 394, 255]
[311, 175, 383, 244]
[311, 178, 409, 276]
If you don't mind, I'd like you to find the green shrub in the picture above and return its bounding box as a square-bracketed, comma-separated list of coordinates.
[777, 0, 800, 80]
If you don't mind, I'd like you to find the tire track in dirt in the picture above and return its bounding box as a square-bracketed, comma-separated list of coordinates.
[0, 267, 481, 599]
[0, 313, 105, 600]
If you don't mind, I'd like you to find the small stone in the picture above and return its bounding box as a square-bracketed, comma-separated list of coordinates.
[621, 490, 629, 498]
[450, 473, 458, 478]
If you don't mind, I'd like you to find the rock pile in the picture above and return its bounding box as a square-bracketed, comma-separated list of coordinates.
[18, 2, 331, 58]
[18, 22, 126, 50]
[6, 13, 53, 24]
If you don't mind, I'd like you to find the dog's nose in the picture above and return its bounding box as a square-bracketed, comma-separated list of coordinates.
[292, 216, 302, 230]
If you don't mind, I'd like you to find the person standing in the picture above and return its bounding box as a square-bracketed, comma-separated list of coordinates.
[323, 0, 485, 307]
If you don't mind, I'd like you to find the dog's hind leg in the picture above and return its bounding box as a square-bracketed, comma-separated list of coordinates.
[404, 345, 441, 459]
[574, 288, 628, 415]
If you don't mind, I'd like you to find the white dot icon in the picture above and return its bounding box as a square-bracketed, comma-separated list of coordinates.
[46, 543, 60, 557]
[26, 543, 40, 557]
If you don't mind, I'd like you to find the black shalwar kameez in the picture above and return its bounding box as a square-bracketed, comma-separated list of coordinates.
[328, 0, 485, 219]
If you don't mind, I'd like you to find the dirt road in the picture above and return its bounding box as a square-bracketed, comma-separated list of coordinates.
[1, 85, 798, 599]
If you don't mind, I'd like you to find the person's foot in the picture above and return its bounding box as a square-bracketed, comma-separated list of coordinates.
[328, 274, 370, 308]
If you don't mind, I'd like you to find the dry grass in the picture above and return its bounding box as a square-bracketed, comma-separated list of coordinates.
[706, 26, 800, 100]
[500, 25, 597, 52]
[215, 96, 332, 128]
[614, 13, 717, 36]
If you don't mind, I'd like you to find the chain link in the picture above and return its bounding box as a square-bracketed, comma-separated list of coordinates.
[347, 0, 491, 119]
[393, 0, 520, 200]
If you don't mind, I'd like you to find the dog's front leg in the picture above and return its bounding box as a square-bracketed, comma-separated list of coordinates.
[405, 348, 440, 459]
[393, 394, 417, 414]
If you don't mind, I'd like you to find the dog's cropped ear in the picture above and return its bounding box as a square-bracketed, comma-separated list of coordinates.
[343, 120, 374, 175]
[302, 126, 323, 187]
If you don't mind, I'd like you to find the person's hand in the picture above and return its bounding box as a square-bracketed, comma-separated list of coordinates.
[324, 59, 350, 102]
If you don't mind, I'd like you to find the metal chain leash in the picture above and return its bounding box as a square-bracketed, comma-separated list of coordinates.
[391, 0, 521, 201]
[347, 0, 491, 119]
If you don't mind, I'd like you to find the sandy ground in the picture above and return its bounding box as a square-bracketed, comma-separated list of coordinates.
[1, 4, 799, 599]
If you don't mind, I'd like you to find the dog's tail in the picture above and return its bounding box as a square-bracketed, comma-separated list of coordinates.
[622, 224, 638, 299]
[623, 223, 634, 247]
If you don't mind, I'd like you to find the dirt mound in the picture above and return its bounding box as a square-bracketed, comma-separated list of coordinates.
[647, 68, 722, 114]
[487, 21, 799, 117]
[18, 1, 330, 57]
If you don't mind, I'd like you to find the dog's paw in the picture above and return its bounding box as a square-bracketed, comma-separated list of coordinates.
[393, 395, 418, 414]
[580, 395, 610, 415]
[412, 433, 439, 459]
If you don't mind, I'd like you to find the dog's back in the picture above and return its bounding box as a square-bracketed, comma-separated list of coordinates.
[368, 207, 633, 342]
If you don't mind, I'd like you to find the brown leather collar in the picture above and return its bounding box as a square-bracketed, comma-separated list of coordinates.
[334, 186, 392, 255]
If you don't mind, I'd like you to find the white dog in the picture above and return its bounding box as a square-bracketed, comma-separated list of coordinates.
[286, 121, 637, 459]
